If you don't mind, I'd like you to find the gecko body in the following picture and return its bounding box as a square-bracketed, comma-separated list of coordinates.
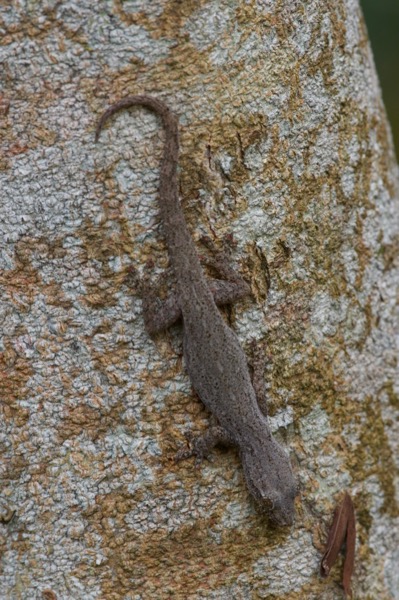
[95, 96, 296, 526]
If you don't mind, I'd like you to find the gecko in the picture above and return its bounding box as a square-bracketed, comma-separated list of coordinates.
[95, 95, 297, 526]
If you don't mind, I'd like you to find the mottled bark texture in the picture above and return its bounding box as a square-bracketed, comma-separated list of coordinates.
[0, 1, 398, 599]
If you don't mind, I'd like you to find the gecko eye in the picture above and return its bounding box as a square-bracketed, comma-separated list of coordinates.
[266, 491, 279, 508]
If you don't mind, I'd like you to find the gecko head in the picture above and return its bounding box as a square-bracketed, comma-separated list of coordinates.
[241, 439, 297, 527]
[264, 488, 297, 527]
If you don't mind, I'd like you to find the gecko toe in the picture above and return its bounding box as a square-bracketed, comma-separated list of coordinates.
[174, 447, 193, 462]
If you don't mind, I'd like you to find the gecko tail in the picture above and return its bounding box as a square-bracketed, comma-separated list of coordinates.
[94, 95, 177, 143]
[94, 94, 198, 278]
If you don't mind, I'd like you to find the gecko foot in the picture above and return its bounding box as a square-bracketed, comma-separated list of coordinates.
[124, 265, 141, 288]
[174, 431, 213, 468]
[175, 425, 234, 468]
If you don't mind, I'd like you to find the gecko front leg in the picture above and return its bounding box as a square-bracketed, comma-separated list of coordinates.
[175, 422, 235, 466]
[175, 342, 270, 468]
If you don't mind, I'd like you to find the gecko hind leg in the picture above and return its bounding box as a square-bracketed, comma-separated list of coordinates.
[175, 424, 235, 467]
[127, 237, 251, 335]
[199, 236, 251, 305]
[127, 266, 182, 335]
[136, 279, 251, 336]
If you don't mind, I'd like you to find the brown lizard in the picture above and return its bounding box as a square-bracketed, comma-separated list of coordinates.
[95, 95, 297, 526]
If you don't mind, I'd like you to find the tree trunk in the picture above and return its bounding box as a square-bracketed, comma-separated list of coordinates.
[1, 1, 398, 598]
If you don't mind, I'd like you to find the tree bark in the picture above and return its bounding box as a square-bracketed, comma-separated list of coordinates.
[1, 1, 398, 598]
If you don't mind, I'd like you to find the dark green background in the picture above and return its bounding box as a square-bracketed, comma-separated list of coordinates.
[362, 0, 399, 158]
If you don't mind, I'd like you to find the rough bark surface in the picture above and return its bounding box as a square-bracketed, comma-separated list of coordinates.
[0, 1, 398, 598]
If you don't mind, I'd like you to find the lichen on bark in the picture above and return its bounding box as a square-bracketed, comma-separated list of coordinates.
[0, 1, 398, 598]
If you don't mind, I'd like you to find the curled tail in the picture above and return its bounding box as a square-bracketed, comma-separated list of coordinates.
[95, 96, 179, 209]
[95, 95, 178, 146]
[95, 95, 205, 291]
